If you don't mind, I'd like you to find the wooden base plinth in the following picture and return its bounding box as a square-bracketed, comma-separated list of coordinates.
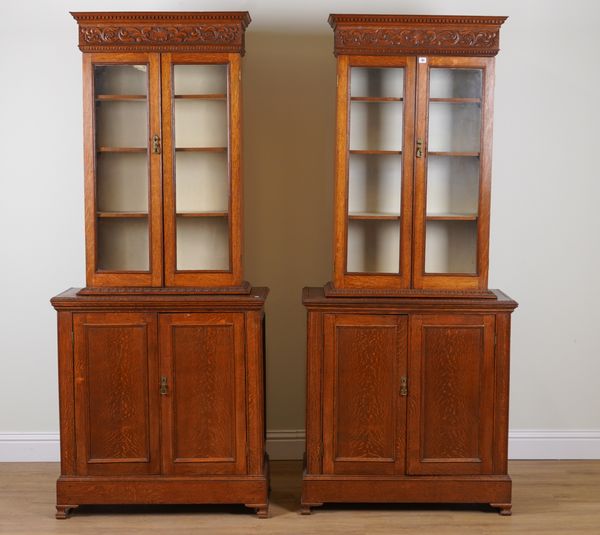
[56, 461, 269, 519]
[301, 474, 511, 515]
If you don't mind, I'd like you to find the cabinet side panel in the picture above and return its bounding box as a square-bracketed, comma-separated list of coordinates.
[245, 310, 266, 475]
[57, 312, 76, 475]
[494, 313, 511, 473]
[306, 311, 323, 474]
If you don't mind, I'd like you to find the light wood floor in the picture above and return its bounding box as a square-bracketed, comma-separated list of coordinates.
[0, 461, 599, 534]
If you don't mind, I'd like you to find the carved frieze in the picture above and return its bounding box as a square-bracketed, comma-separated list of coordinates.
[329, 15, 506, 57]
[72, 12, 250, 53]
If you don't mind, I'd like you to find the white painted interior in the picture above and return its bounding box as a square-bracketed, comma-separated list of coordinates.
[97, 218, 149, 271]
[348, 154, 402, 215]
[1, 0, 600, 460]
[347, 219, 400, 273]
[173, 64, 227, 95]
[175, 152, 229, 213]
[425, 220, 478, 274]
[176, 216, 230, 271]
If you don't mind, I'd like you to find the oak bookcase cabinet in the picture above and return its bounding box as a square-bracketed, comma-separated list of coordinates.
[51, 12, 269, 519]
[302, 15, 517, 516]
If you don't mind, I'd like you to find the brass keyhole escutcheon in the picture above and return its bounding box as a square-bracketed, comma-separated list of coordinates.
[160, 376, 168, 395]
[416, 139, 423, 158]
[400, 376, 408, 396]
[152, 134, 161, 154]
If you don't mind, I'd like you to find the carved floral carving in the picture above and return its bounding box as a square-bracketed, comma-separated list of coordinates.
[334, 26, 500, 56]
[79, 24, 241, 47]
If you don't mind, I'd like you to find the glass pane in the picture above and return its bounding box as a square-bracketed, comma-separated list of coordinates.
[430, 68, 482, 99]
[176, 216, 229, 271]
[174, 100, 228, 148]
[428, 103, 481, 153]
[97, 153, 148, 212]
[425, 221, 477, 274]
[96, 101, 147, 147]
[176, 152, 228, 213]
[95, 65, 147, 95]
[348, 154, 401, 215]
[426, 156, 479, 216]
[347, 220, 400, 273]
[97, 218, 149, 271]
[351, 67, 403, 98]
[171, 64, 231, 274]
[350, 102, 403, 151]
[174, 65, 227, 95]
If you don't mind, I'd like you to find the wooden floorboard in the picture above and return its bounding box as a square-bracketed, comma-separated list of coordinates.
[0, 461, 599, 533]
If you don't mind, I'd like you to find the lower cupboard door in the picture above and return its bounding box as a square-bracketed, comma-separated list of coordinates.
[322, 314, 407, 475]
[73, 312, 161, 476]
[159, 313, 247, 475]
[407, 314, 496, 475]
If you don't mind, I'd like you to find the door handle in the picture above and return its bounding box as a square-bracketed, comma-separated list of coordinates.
[160, 376, 168, 395]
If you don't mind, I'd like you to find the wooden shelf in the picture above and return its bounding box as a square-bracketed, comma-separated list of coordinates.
[174, 94, 227, 100]
[349, 212, 401, 221]
[175, 147, 228, 153]
[428, 151, 480, 157]
[176, 211, 228, 218]
[97, 147, 146, 153]
[349, 150, 402, 155]
[95, 94, 146, 101]
[426, 214, 478, 221]
[97, 211, 148, 219]
[351, 97, 403, 102]
[430, 97, 480, 104]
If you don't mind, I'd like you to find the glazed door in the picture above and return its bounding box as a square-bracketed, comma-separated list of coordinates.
[159, 313, 247, 475]
[161, 53, 243, 288]
[84, 53, 163, 287]
[73, 313, 160, 475]
[322, 314, 407, 475]
[412, 57, 495, 291]
[333, 56, 416, 291]
[407, 314, 495, 475]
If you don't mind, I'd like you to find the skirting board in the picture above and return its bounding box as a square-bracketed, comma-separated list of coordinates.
[0, 430, 599, 462]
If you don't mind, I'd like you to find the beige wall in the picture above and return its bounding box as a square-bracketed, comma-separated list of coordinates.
[243, 32, 335, 430]
[1, 0, 600, 453]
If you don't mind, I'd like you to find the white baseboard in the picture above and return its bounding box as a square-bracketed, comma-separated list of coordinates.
[266, 429, 306, 460]
[0, 430, 598, 462]
[508, 430, 600, 460]
[0, 433, 61, 462]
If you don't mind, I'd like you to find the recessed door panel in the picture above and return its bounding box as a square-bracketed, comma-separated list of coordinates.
[323, 314, 407, 475]
[160, 313, 247, 475]
[407, 314, 495, 475]
[73, 313, 160, 475]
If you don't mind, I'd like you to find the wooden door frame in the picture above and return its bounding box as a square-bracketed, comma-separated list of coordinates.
[72, 312, 160, 475]
[161, 52, 243, 288]
[332, 56, 416, 291]
[407, 313, 496, 475]
[158, 312, 247, 475]
[322, 313, 407, 475]
[83, 52, 163, 288]
[412, 56, 495, 291]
